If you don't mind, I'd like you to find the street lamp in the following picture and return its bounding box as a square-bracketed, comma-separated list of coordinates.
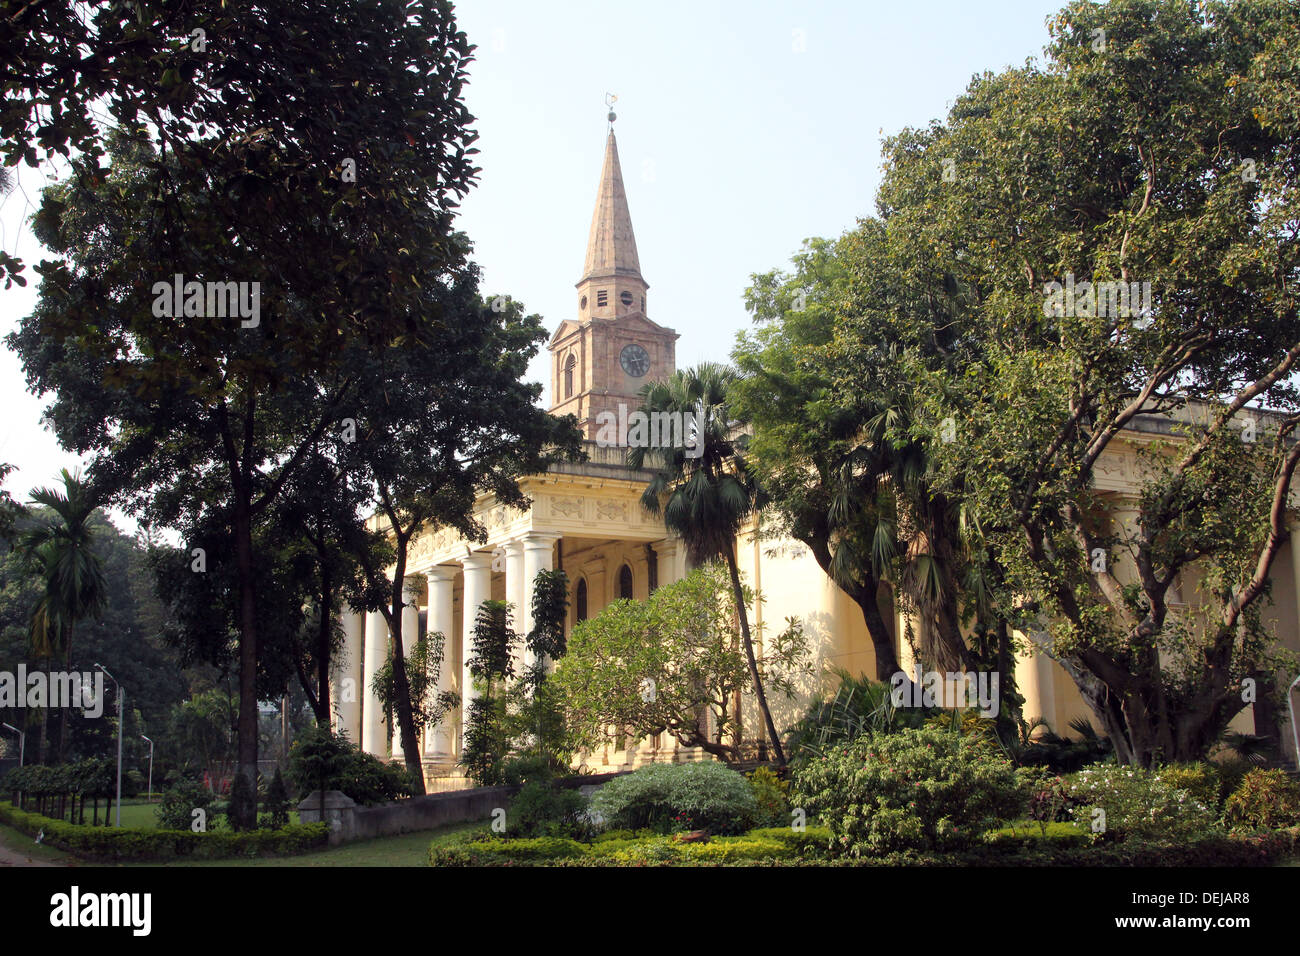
[1, 722, 24, 767]
[95, 663, 123, 828]
[140, 735, 154, 803]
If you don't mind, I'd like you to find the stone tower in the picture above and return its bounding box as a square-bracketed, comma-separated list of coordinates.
[549, 126, 678, 438]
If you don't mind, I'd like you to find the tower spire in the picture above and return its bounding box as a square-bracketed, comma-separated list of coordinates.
[581, 96, 642, 284]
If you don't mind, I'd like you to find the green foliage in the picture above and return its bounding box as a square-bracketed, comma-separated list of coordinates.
[506, 781, 590, 839]
[1223, 769, 1300, 830]
[747, 766, 791, 828]
[791, 727, 1023, 855]
[555, 565, 809, 761]
[157, 779, 218, 832]
[1158, 763, 1221, 810]
[1065, 764, 1221, 842]
[261, 768, 291, 831]
[460, 601, 516, 786]
[287, 725, 409, 806]
[0, 801, 326, 862]
[785, 670, 929, 766]
[588, 762, 760, 835]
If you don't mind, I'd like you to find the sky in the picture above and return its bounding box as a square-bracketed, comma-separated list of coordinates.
[0, 0, 1068, 528]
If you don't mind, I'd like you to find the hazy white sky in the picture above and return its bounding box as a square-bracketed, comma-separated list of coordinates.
[0, 0, 1067, 528]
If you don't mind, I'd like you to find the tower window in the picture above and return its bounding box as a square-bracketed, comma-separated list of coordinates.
[580, 295, 587, 310]
[618, 564, 634, 600]
[597, 289, 608, 307]
[620, 291, 633, 307]
[564, 354, 576, 399]
[640, 296, 645, 311]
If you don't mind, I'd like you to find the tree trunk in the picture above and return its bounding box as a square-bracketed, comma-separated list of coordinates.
[232, 499, 260, 829]
[314, 567, 333, 726]
[387, 554, 426, 795]
[722, 541, 786, 766]
[57, 629, 73, 764]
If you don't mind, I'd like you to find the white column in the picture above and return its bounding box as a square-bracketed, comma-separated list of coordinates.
[460, 552, 494, 753]
[655, 537, 685, 585]
[522, 533, 560, 669]
[361, 610, 388, 756]
[334, 608, 364, 744]
[425, 567, 456, 759]
[392, 577, 422, 759]
[505, 539, 526, 673]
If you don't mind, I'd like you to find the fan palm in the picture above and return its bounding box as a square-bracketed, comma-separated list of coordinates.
[18, 469, 108, 762]
[628, 363, 787, 765]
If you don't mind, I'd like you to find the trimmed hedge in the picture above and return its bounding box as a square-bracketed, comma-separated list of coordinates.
[426, 824, 1300, 867]
[427, 826, 836, 866]
[0, 801, 328, 862]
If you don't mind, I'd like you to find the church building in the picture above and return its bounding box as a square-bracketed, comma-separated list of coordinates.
[330, 123, 1300, 786]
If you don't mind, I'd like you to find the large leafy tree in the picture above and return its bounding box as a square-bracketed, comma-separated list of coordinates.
[831, 0, 1300, 765]
[629, 363, 789, 764]
[6, 0, 482, 825]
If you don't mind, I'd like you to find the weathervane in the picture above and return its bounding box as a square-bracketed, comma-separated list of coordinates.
[605, 92, 618, 129]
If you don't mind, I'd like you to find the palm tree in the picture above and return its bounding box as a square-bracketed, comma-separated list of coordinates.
[628, 363, 787, 766]
[18, 469, 108, 763]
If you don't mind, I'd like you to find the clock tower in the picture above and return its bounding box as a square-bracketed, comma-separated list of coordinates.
[550, 119, 678, 439]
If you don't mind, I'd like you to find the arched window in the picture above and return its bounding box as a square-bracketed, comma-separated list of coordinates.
[618, 564, 634, 600]
[564, 354, 576, 399]
[575, 578, 588, 622]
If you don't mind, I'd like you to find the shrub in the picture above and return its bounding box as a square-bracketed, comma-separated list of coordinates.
[288, 725, 411, 806]
[589, 762, 759, 835]
[1210, 756, 1255, 808]
[0, 801, 326, 862]
[790, 727, 1023, 855]
[428, 835, 588, 866]
[1223, 769, 1300, 830]
[260, 768, 291, 830]
[507, 781, 589, 838]
[747, 766, 790, 828]
[1065, 764, 1220, 842]
[501, 754, 555, 787]
[1157, 763, 1219, 810]
[157, 780, 218, 832]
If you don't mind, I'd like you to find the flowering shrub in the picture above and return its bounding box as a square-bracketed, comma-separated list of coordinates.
[790, 727, 1023, 855]
[1223, 769, 1300, 830]
[747, 766, 791, 827]
[588, 761, 759, 835]
[1065, 764, 1220, 842]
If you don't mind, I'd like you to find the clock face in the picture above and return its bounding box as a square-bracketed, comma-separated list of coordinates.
[620, 343, 650, 377]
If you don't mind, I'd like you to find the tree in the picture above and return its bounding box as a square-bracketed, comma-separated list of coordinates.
[554, 565, 810, 761]
[629, 363, 789, 764]
[8, 1, 484, 825]
[460, 600, 517, 786]
[833, 0, 1300, 764]
[16, 469, 108, 763]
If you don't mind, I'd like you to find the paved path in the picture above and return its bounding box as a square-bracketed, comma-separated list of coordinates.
[0, 831, 62, 867]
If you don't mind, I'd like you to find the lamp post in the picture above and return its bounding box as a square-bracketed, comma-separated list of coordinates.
[1, 722, 24, 767]
[1288, 671, 1300, 772]
[95, 663, 123, 827]
[140, 735, 154, 803]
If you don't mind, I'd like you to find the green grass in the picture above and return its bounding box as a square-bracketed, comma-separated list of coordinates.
[0, 821, 75, 865]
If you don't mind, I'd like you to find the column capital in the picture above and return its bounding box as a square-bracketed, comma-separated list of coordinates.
[522, 531, 563, 549]
[425, 564, 458, 583]
[653, 536, 679, 554]
[461, 550, 494, 571]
